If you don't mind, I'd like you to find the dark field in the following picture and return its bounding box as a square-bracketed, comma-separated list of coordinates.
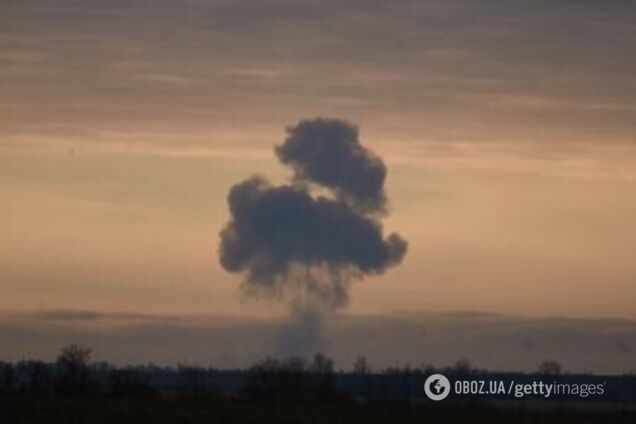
[2, 396, 635, 424]
[3, 346, 635, 423]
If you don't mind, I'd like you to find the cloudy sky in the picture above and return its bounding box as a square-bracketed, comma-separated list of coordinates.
[1, 0, 635, 336]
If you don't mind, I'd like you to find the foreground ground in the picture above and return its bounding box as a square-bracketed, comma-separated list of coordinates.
[2, 396, 635, 424]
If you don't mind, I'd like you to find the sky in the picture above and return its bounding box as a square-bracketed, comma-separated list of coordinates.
[1, 0, 635, 336]
[1, 310, 634, 373]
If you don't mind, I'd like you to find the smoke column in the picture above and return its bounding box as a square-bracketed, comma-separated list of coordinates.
[219, 118, 407, 353]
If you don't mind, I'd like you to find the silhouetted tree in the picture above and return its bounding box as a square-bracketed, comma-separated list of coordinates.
[538, 360, 563, 376]
[19, 360, 51, 394]
[176, 365, 209, 400]
[419, 363, 436, 374]
[243, 357, 282, 399]
[108, 367, 157, 398]
[55, 343, 93, 395]
[251, 357, 281, 373]
[0, 361, 15, 393]
[310, 353, 335, 398]
[279, 356, 308, 399]
[384, 364, 414, 403]
[243, 354, 339, 400]
[453, 358, 473, 376]
[353, 355, 370, 374]
[310, 353, 334, 374]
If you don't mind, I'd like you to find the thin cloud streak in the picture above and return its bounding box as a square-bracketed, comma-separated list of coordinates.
[0, 310, 634, 374]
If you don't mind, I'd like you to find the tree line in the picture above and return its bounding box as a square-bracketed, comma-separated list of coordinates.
[0, 343, 571, 402]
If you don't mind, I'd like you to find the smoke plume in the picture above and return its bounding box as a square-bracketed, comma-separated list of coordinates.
[219, 118, 407, 353]
[276, 118, 387, 213]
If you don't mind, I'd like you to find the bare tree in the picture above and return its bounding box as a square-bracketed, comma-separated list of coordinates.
[310, 353, 336, 398]
[310, 353, 334, 374]
[538, 360, 563, 376]
[353, 355, 371, 374]
[283, 356, 307, 373]
[454, 358, 473, 375]
[56, 343, 93, 395]
[20, 360, 51, 394]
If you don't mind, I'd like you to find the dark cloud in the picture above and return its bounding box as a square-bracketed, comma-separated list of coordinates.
[219, 118, 406, 352]
[220, 177, 405, 285]
[276, 118, 387, 212]
[31, 310, 180, 322]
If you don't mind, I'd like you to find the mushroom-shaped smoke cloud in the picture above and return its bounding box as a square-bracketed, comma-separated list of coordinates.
[219, 118, 407, 351]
